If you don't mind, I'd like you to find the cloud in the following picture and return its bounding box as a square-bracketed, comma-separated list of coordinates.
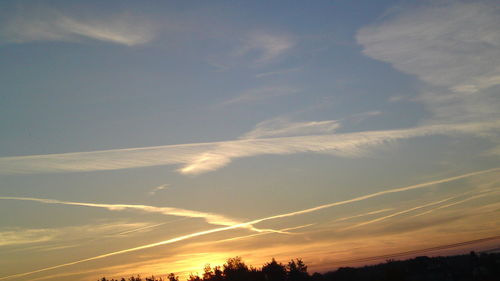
[0, 196, 292, 237]
[2, 167, 497, 280]
[255, 67, 301, 78]
[357, 1, 500, 91]
[0, 229, 55, 247]
[219, 86, 299, 107]
[0, 222, 154, 248]
[148, 184, 169, 196]
[0, 6, 155, 45]
[208, 224, 314, 245]
[357, 1, 500, 124]
[208, 31, 295, 70]
[332, 208, 394, 223]
[240, 167, 500, 226]
[241, 118, 340, 139]
[0, 120, 499, 176]
[0, 196, 245, 229]
[343, 195, 461, 230]
[235, 32, 295, 64]
[411, 189, 500, 218]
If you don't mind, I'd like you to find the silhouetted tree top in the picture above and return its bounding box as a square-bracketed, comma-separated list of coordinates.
[168, 273, 179, 281]
[262, 258, 287, 281]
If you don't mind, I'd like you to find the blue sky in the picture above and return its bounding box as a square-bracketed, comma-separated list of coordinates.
[1, 1, 500, 280]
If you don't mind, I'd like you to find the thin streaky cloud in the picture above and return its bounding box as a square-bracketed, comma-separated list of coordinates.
[148, 184, 169, 196]
[333, 208, 394, 223]
[209, 223, 315, 244]
[236, 167, 500, 226]
[0, 221, 154, 249]
[1, 121, 499, 176]
[218, 86, 299, 107]
[411, 189, 500, 218]
[0, 221, 274, 280]
[0, 229, 55, 247]
[241, 118, 340, 139]
[2, 219, 187, 256]
[0, 196, 247, 230]
[115, 222, 170, 236]
[343, 188, 500, 230]
[255, 67, 301, 78]
[343, 196, 461, 230]
[2, 167, 497, 280]
[0, 7, 155, 46]
[236, 32, 295, 64]
[303, 208, 394, 233]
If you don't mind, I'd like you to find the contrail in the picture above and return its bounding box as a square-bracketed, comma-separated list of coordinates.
[208, 223, 315, 244]
[344, 195, 459, 230]
[332, 208, 394, 223]
[1, 167, 497, 280]
[344, 188, 500, 229]
[0, 196, 277, 234]
[235, 167, 500, 224]
[411, 189, 500, 218]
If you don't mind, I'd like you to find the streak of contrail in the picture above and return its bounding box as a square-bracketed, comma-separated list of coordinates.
[0, 196, 274, 234]
[411, 189, 500, 218]
[344, 196, 459, 230]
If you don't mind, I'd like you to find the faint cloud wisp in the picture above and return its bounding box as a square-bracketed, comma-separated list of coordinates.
[0, 6, 155, 45]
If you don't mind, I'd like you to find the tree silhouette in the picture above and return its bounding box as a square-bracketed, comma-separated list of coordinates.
[223, 256, 250, 281]
[286, 259, 308, 281]
[262, 258, 287, 281]
[168, 273, 179, 281]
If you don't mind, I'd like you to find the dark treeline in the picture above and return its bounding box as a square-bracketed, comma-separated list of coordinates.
[98, 252, 500, 281]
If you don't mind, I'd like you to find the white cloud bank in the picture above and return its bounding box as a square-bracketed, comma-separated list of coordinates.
[0, 6, 155, 45]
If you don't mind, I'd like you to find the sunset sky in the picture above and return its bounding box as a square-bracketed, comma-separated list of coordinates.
[1, 1, 500, 280]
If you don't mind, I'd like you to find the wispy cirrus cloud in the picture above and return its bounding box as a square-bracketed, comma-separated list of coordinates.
[0, 6, 155, 45]
[207, 31, 295, 70]
[0, 229, 55, 247]
[235, 31, 295, 65]
[357, 0, 500, 125]
[0, 222, 155, 248]
[241, 118, 340, 139]
[411, 189, 500, 218]
[343, 195, 463, 230]
[148, 184, 169, 196]
[332, 208, 394, 223]
[218, 86, 299, 107]
[0, 120, 499, 176]
[255, 67, 301, 78]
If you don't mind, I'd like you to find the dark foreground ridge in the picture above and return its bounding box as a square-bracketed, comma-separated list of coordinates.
[98, 252, 500, 281]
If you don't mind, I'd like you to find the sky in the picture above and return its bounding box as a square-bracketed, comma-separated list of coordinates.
[0, 0, 500, 280]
